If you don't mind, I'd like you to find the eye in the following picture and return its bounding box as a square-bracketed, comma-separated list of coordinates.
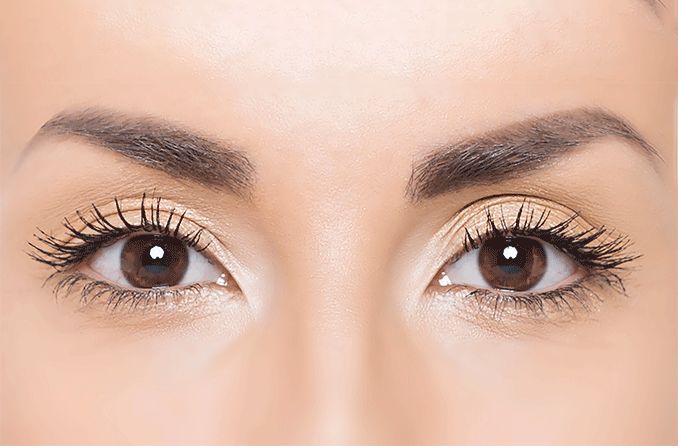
[436, 236, 579, 293]
[88, 233, 226, 289]
[420, 197, 640, 323]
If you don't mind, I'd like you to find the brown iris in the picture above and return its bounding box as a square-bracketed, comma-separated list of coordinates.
[478, 236, 546, 291]
[120, 234, 189, 288]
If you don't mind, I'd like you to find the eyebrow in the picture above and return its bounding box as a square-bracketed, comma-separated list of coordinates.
[28, 108, 256, 198]
[406, 108, 660, 202]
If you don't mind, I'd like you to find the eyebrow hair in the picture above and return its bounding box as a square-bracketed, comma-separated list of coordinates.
[644, 0, 665, 10]
[406, 108, 660, 202]
[29, 108, 256, 198]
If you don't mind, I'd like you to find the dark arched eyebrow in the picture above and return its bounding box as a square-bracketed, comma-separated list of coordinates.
[405, 108, 661, 203]
[25, 108, 256, 199]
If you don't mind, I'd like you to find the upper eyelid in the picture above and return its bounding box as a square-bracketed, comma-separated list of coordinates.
[62, 195, 207, 238]
[461, 204, 636, 269]
[431, 195, 579, 259]
[28, 195, 216, 271]
[431, 195, 636, 271]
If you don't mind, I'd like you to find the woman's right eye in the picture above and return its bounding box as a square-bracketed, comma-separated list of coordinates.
[28, 195, 245, 311]
[88, 233, 228, 289]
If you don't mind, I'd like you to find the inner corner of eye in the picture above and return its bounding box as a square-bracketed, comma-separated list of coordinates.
[437, 270, 453, 287]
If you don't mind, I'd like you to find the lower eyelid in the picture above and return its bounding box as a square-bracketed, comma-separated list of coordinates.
[49, 266, 241, 313]
[427, 269, 624, 325]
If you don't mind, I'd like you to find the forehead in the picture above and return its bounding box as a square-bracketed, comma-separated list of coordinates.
[0, 0, 674, 165]
[68, 0, 654, 76]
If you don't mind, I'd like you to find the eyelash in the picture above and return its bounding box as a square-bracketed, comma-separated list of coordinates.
[31, 195, 638, 318]
[29, 194, 212, 310]
[434, 201, 639, 319]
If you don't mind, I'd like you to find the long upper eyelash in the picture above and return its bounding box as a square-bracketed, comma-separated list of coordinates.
[28, 193, 208, 272]
[460, 200, 640, 271]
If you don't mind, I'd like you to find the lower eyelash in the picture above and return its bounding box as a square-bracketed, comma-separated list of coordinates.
[457, 269, 628, 320]
[52, 271, 206, 312]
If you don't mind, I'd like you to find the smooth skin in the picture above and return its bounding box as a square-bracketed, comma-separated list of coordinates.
[1, 1, 677, 445]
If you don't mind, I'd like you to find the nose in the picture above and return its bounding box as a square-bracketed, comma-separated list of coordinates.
[219, 200, 451, 445]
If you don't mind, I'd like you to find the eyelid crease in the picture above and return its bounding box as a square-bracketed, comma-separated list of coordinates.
[434, 195, 638, 271]
[430, 196, 578, 266]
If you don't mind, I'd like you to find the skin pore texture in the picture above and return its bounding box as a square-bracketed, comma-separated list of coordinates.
[0, 0, 677, 445]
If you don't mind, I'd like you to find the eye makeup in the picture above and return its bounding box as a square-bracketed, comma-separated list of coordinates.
[28, 193, 240, 312]
[426, 196, 639, 323]
[29, 191, 641, 327]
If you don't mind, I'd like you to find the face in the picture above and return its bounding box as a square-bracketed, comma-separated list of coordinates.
[1, 1, 676, 444]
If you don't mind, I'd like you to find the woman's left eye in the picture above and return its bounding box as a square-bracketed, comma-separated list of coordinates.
[435, 236, 580, 293]
[88, 233, 225, 289]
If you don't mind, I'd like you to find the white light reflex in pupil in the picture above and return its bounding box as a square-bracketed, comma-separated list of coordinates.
[149, 245, 165, 260]
[502, 245, 518, 260]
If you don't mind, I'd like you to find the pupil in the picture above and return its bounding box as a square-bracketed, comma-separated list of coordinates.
[120, 234, 189, 288]
[143, 245, 168, 275]
[497, 244, 527, 275]
[478, 236, 546, 291]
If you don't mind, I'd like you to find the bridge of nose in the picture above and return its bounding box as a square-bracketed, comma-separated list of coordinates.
[234, 180, 447, 443]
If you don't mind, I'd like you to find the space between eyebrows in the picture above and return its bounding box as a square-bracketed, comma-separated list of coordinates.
[406, 108, 661, 203]
[24, 108, 256, 199]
